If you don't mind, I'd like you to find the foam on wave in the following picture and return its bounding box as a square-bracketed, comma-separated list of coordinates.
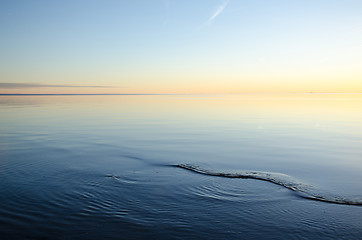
[175, 163, 362, 206]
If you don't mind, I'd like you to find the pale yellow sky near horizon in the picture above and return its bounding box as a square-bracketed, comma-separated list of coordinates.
[1, 1, 362, 94]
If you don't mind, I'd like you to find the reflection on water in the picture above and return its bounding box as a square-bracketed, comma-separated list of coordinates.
[1, 94, 362, 239]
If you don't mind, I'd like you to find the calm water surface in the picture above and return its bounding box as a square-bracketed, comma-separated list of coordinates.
[0, 94, 362, 239]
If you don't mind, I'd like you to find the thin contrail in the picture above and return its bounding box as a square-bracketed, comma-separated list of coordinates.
[207, 0, 229, 24]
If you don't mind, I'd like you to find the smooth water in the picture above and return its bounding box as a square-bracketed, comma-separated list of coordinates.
[1, 94, 362, 239]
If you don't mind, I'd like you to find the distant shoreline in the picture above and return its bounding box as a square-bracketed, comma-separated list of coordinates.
[0, 93, 174, 96]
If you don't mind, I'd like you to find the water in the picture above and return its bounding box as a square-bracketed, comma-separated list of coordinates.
[1, 94, 362, 239]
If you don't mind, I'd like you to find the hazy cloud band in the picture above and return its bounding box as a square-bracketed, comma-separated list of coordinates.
[0, 83, 114, 89]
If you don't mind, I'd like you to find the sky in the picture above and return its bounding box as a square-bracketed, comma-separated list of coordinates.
[0, 0, 362, 94]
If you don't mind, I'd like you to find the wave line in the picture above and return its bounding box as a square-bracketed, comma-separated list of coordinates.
[174, 163, 362, 206]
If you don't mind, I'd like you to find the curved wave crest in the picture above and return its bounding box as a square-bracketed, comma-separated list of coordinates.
[175, 163, 362, 206]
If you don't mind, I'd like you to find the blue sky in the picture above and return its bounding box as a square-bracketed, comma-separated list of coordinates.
[1, 0, 362, 93]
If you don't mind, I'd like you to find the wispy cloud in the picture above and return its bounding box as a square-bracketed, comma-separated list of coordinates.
[0, 83, 114, 89]
[206, 0, 230, 24]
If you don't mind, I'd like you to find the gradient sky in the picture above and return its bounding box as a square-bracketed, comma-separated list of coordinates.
[1, 0, 362, 94]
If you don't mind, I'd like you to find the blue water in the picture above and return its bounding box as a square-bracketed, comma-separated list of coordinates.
[1, 94, 362, 239]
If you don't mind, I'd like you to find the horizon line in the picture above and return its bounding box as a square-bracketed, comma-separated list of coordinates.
[1, 93, 362, 96]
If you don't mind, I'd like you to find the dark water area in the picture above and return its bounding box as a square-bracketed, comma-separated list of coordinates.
[1, 94, 362, 239]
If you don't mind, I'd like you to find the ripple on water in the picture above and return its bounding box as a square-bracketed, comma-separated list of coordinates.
[174, 163, 362, 206]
